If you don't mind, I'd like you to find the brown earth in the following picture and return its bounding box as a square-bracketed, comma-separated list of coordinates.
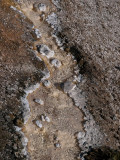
[0, 0, 83, 159]
[0, 0, 46, 159]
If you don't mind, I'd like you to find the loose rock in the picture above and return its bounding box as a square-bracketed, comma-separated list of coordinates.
[33, 3, 47, 13]
[41, 69, 50, 81]
[38, 3, 46, 12]
[50, 58, 61, 68]
[45, 116, 50, 122]
[73, 74, 82, 83]
[35, 120, 42, 128]
[43, 80, 51, 87]
[34, 98, 44, 105]
[60, 81, 76, 93]
[55, 142, 61, 148]
[36, 44, 55, 58]
[34, 28, 41, 39]
[41, 115, 45, 121]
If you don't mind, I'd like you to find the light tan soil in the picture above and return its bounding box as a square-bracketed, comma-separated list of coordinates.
[17, 1, 84, 159]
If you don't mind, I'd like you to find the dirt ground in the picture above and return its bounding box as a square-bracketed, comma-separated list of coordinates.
[19, 1, 84, 159]
[0, 0, 120, 160]
[59, 0, 120, 151]
[0, 0, 84, 159]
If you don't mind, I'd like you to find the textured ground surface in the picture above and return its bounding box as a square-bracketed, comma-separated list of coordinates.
[19, 1, 83, 159]
[0, 0, 83, 159]
[0, 0, 120, 160]
[59, 0, 120, 150]
[0, 0, 46, 159]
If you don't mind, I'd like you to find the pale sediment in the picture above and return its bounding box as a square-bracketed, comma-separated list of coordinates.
[19, 0, 104, 159]
[16, 0, 83, 159]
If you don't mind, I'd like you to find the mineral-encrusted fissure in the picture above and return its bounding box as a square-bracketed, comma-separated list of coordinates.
[19, 0, 104, 159]
[16, 0, 84, 159]
[52, 1, 104, 158]
[10, 0, 104, 159]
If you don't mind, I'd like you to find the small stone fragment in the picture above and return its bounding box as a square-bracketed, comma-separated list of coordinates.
[43, 80, 51, 87]
[34, 98, 44, 105]
[52, 32, 63, 47]
[50, 58, 61, 68]
[14, 126, 21, 132]
[52, 0, 61, 9]
[40, 13, 46, 21]
[73, 74, 82, 82]
[45, 116, 50, 122]
[36, 44, 55, 58]
[41, 115, 45, 121]
[60, 81, 76, 93]
[41, 69, 50, 81]
[33, 3, 47, 12]
[38, 3, 46, 12]
[53, 134, 58, 141]
[35, 120, 42, 128]
[34, 28, 41, 39]
[55, 142, 61, 148]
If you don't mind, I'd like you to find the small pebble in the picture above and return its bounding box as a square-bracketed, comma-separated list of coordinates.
[50, 58, 61, 68]
[35, 120, 42, 128]
[41, 69, 50, 81]
[61, 81, 76, 93]
[40, 13, 46, 21]
[14, 126, 21, 132]
[38, 3, 46, 12]
[73, 74, 82, 82]
[34, 28, 41, 39]
[36, 44, 54, 58]
[33, 3, 46, 13]
[34, 98, 44, 105]
[45, 116, 50, 122]
[21, 148, 27, 156]
[55, 142, 61, 148]
[43, 80, 51, 87]
[41, 115, 45, 121]
[53, 135, 58, 141]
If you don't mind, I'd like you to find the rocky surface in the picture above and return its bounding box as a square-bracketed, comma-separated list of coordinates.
[0, 0, 120, 160]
